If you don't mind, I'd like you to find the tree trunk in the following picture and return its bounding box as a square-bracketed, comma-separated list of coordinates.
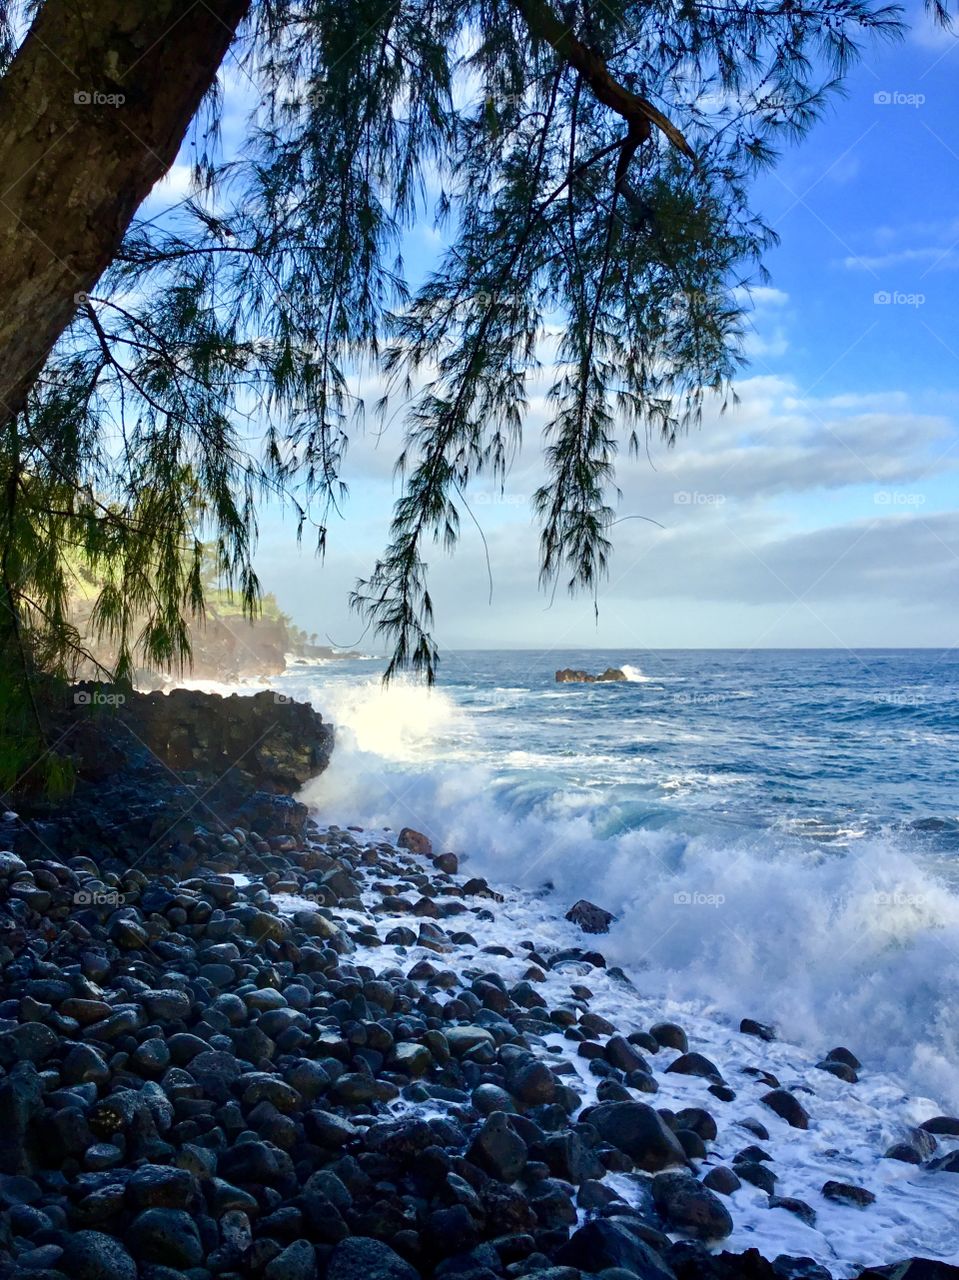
[0, 0, 250, 427]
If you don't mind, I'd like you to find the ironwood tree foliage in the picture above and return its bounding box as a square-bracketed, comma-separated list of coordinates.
[0, 0, 920, 786]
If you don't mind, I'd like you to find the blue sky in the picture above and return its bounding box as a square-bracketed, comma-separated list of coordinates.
[158, 4, 959, 654]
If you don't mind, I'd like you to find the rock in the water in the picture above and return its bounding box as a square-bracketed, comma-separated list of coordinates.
[555, 667, 628, 683]
[926, 1151, 959, 1174]
[761, 1089, 810, 1129]
[666, 1051, 722, 1082]
[822, 1181, 875, 1207]
[884, 1143, 923, 1164]
[816, 1058, 858, 1083]
[740, 1018, 776, 1042]
[397, 827, 432, 855]
[675, 1108, 718, 1141]
[919, 1116, 959, 1136]
[652, 1171, 734, 1240]
[327, 1237, 420, 1280]
[824, 1046, 861, 1070]
[651, 1022, 689, 1053]
[589, 1101, 686, 1171]
[565, 899, 614, 934]
[735, 1161, 776, 1194]
[769, 1197, 817, 1228]
[702, 1166, 741, 1195]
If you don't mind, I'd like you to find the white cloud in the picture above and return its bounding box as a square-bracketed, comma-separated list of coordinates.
[257, 363, 959, 649]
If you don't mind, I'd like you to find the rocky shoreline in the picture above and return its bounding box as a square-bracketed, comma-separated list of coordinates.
[1, 695, 958, 1280]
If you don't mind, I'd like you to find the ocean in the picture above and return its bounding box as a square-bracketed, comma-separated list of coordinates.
[258, 648, 959, 1110]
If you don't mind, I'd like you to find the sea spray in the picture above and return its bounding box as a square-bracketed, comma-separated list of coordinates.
[294, 659, 959, 1108]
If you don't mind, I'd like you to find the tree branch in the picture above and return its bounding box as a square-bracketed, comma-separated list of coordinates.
[513, 0, 697, 163]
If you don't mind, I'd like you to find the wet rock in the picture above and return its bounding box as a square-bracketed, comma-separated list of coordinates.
[651, 1171, 734, 1240]
[589, 1102, 686, 1171]
[555, 1218, 676, 1278]
[507, 1057, 557, 1106]
[816, 1059, 858, 1083]
[0, 1022, 58, 1065]
[107, 915, 149, 949]
[59, 1230, 137, 1280]
[760, 1090, 810, 1130]
[398, 828, 433, 856]
[735, 1162, 776, 1194]
[446, 1026, 496, 1056]
[919, 1116, 959, 1136]
[528, 1177, 578, 1229]
[822, 1181, 875, 1207]
[469, 1112, 527, 1182]
[676, 1129, 708, 1161]
[675, 1108, 718, 1141]
[702, 1166, 741, 1195]
[389, 1041, 432, 1075]
[740, 1019, 776, 1042]
[0, 1062, 43, 1174]
[773, 1258, 832, 1280]
[769, 1197, 817, 1228]
[709, 1085, 737, 1103]
[127, 1164, 196, 1210]
[127, 1207, 203, 1267]
[332, 1073, 399, 1104]
[265, 1239, 317, 1280]
[926, 1151, 959, 1173]
[650, 1022, 688, 1053]
[739, 1118, 770, 1141]
[605, 1035, 651, 1074]
[884, 1143, 923, 1164]
[666, 1052, 723, 1082]
[821, 1046, 859, 1070]
[565, 900, 614, 934]
[555, 666, 627, 683]
[327, 1236, 420, 1280]
[142, 989, 191, 1021]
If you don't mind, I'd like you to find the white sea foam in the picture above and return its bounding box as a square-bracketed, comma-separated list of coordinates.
[275, 819, 959, 1276]
[295, 671, 959, 1110]
[620, 663, 651, 682]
